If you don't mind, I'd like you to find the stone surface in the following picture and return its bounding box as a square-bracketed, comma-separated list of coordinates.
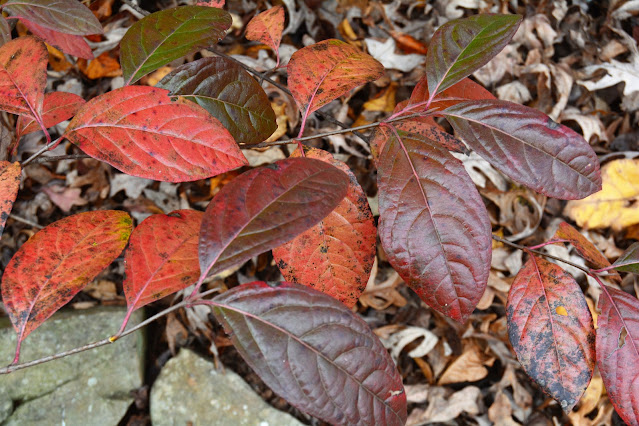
[0, 306, 144, 425]
[150, 349, 304, 426]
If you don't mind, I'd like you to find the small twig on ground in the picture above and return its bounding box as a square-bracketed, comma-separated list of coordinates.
[9, 214, 43, 229]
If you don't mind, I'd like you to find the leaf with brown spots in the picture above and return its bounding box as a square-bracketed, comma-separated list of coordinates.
[245, 6, 285, 67]
[0, 36, 47, 119]
[119, 210, 202, 333]
[272, 148, 376, 308]
[3, 0, 102, 36]
[1, 210, 132, 364]
[507, 254, 595, 412]
[120, 6, 231, 84]
[21, 19, 93, 59]
[596, 286, 639, 425]
[16, 91, 86, 139]
[287, 39, 384, 131]
[198, 158, 349, 283]
[63, 86, 247, 182]
[0, 161, 21, 236]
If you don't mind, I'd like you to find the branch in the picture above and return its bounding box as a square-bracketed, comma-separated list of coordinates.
[21, 137, 63, 167]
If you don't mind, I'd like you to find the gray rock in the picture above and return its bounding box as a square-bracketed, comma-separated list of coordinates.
[151, 349, 304, 426]
[0, 306, 144, 425]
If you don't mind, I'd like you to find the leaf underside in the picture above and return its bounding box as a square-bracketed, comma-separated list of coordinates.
[3, 0, 103, 35]
[612, 242, 639, 274]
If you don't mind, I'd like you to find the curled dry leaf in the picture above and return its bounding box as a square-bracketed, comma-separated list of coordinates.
[0, 161, 21, 236]
[377, 325, 439, 361]
[438, 342, 494, 385]
[245, 5, 285, 66]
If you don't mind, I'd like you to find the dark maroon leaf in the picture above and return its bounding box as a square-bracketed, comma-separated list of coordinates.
[3, 0, 102, 35]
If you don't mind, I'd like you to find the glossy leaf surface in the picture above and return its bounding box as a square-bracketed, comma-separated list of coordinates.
[245, 6, 285, 64]
[443, 99, 601, 200]
[596, 287, 639, 425]
[211, 281, 407, 425]
[0, 161, 21, 236]
[199, 158, 349, 279]
[0, 36, 47, 118]
[425, 14, 521, 97]
[1, 211, 132, 345]
[21, 19, 93, 59]
[272, 148, 376, 307]
[157, 57, 276, 144]
[120, 6, 231, 84]
[124, 210, 202, 313]
[0, 16, 11, 47]
[507, 255, 595, 412]
[375, 127, 492, 322]
[612, 242, 639, 274]
[17, 91, 86, 137]
[63, 86, 247, 182]
[4, 0, 102, 35]
[287, 39, 384, 122]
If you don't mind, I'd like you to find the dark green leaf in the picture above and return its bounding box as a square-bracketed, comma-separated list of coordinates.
[612, 242, 639, 274]
[3, 0, 102, 35]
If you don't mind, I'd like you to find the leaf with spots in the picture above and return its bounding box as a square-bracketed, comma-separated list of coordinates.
[63, 86, 247, 183]
[0, 36, 47, 119]
[611, 242, 639, 274]
[245, 5, 285, 67]
[596, 286, 639, 425]
[272, 148, 376, 308]
[21, 19, 93, 59]
[1, 210, 132, 364]
[119, 210, 202, 334]
[210, 281, 407, 425]
[442, 100, 602, 200]
[119, 6, 231, 85]
[507, 254, 595, 412]
[17, 91, 86, 139]
[157, 57, 276, 144]
[0, 16, 11, 47]
[425, 14, 521, 98]
[374, 126, 492, 322]
[287, 39, 384, 132]
[197, 158, 349, 286]
[0, 161, 21, 237]
[3, 0, 102, 36]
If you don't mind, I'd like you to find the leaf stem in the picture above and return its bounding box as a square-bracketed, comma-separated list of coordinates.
[21, 137, 63, 167]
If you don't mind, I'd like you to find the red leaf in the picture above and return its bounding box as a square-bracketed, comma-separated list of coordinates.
[375, 126, 492, 322]
[507, 255, 595, 412]
[63, 86, 247, 182]
[121, 210, 202, 331]
[16, 91, 86, 138]
[596, 287, 639, 425]
[211, 281, 407, 425]
[0, 161, 21, 236]
[0, 36, 47, 118]
[287, 39, 384, 129]
[443, 99, 602, 200]
[199, 158, 349, 280]
[272, 148, 376, 307]
[245, 6, 285, 66]
[411, 76, 495, 110]
[1, 210, 132, 362]
[21, 19, 93, 59]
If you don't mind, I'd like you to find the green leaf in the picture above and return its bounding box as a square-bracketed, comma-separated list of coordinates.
[158, 57, 276, 144]
[3, 0, 102, 36]
[120, 6, 232, 85]
[612, 242, 639, 274]
[426, 14, 521, 98]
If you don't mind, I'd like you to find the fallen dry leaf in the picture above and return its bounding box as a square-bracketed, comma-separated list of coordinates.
[438, 342, 495, 385]
[407, 386, 482, 424]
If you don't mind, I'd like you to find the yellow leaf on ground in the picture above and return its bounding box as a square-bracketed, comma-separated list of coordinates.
[565, 159, 639, 230]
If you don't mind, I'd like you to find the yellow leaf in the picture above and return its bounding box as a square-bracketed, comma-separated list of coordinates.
[564, 159, 639, 230]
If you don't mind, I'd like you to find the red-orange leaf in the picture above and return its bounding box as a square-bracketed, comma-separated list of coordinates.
[1, 210, 132, 363]
[0, 161, 21, 236]
[287, 39, 384, 130]
[507, 255, 595, 412]
[411, 76, 495, 111]
[21, 19, 93, 59]
[0, 36, 47, 118]
[596, 286, 639, 425]
[63, 86, 248, 182]
[272, 148, 376, 307]
[245, 6, 285, 66]
[16, 91, 86, 138]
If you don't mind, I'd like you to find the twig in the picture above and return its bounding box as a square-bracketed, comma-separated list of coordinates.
[21, 137, 63, 167]
[9, 214, 43, 229]
[26, 154, 91, 165]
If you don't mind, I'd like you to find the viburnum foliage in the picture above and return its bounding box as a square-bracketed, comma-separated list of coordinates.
[0, 2, 637, 424]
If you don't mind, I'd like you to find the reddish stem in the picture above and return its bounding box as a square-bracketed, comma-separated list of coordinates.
[527, 239, 570, 250]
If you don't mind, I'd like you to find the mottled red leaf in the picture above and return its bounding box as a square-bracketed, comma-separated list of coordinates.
[596, 286, 639, 425]
[375, 126, 492, 322]
[119, 210, 202, 333]
[63, 86, 247, 182]
[443, 99, 602, 200]
[0, 16, 11, 47]
[245, 6, 285, 66]
[507, 255, 595, 411]
[0, 161, 21, 236]
[17, 91, 86, 138]
[287, 39, 384, 130]
[22, 19, 93, 59]
[198, 158, 349, 281]
[1, 210, 132, 363]
[272, 148, 376, 307]
[157, 57, 276, 144]
[3, 0, 102, 35]
[0, 36, 47, 118]
[612, 242, 639, 274]
[211, 281, 407, 425]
